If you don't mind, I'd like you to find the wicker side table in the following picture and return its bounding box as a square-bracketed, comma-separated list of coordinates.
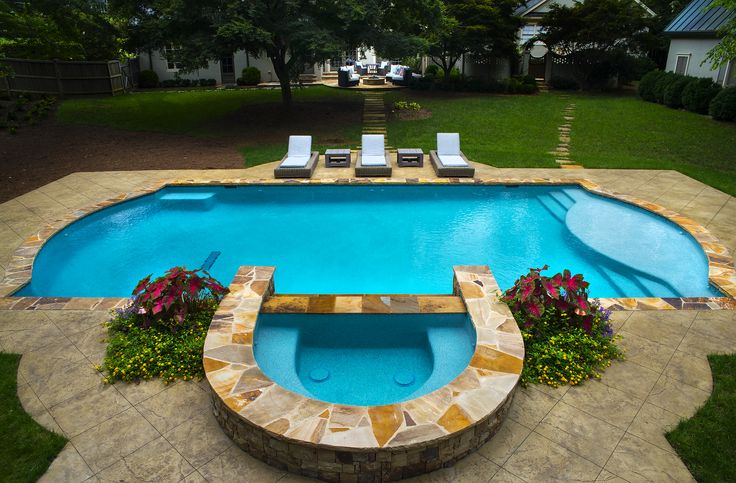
[397, 148, 424, 167]
[325, 149, 352, 168]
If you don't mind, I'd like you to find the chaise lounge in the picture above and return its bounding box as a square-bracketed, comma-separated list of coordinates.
[273, 135, 320, 178]
[429, 133, 475, 178]
[355, 134, 392, 177]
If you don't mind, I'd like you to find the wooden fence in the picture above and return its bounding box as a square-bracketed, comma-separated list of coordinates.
[0, 58, 126, 96]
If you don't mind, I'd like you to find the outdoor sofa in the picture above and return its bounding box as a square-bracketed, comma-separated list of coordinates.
[338, 66, 360, 87]
[355, 134, 392, 177]
[429, 133, 475, 177]
[274, 135, 319, 178]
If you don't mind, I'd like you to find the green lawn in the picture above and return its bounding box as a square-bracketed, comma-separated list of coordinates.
[572, 94, 736, 196]
[0, 353, 67, 482]
[667, 354, 736, 483]
[385, 91, 567, 168]
[56, 87, 736, 195]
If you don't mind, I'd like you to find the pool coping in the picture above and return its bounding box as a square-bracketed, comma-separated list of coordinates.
[0, 176, 734, 310]
[204, 265, 522, 480]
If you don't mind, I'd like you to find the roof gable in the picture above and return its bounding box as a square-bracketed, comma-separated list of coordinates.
[664, 0, 735, 35]
[516, 0, 655, 18]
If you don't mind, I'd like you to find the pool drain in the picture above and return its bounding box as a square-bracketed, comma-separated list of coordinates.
[394, 372, 415, 386]
[309, 369, 330, 382]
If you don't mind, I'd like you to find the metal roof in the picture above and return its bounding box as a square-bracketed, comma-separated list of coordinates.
[664, 0, 735, 35]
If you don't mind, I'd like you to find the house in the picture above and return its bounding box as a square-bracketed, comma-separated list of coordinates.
[137, 47, 378, 86]
[515, 0, 655, 81]
[664, 0, 736, 86]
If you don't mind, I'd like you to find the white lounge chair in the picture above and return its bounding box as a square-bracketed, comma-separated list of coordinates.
[429, 133, 475, 177]
[355, 134, 392, 177]
[274, 135, 319, 178]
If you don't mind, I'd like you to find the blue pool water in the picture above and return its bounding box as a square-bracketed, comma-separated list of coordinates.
[17, 185, 721, 298]
[254, 313, 476, 406]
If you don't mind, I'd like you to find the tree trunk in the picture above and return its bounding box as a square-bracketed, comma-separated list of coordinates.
[269, 53, 292, 107]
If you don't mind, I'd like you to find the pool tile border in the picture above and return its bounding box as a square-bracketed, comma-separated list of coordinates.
[1, 176, 734, 310]
[204, 265, 522, 481]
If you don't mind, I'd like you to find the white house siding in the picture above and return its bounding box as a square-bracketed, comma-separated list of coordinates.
[139, 50, 222, 82]
[232, 52, 277, 82]
[665, 38, 721, 80]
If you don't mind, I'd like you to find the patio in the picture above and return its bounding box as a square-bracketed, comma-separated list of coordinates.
[1, 161, 735, 482]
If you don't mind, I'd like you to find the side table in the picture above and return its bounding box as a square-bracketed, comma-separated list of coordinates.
[397, 148, 424, 167]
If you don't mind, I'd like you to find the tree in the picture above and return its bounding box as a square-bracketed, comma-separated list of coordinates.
[705, 0, 736, 67]
[427, 0, 522, 82]
[0, 0, 125, 60]
[113, 0, 442, 106]
[535, 0, 658, 88]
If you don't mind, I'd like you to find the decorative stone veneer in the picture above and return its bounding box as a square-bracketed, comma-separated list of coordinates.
[203, 265, 523, 481]
[1, 177, 735, 311]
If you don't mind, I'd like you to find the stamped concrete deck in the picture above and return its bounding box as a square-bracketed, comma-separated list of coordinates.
[1, 161, 735, 482]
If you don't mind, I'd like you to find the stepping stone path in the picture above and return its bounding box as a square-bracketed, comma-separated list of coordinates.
[361, 92, 393, 149]
[551, 98, 583, 169]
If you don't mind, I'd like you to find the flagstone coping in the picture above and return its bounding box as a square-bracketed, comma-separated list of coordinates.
[204, 265, 523, 481]
[0, 177, 734, 310]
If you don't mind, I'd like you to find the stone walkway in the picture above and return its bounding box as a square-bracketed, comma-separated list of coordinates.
[553, 99, 582, 169]
[1, 165, 734, 482]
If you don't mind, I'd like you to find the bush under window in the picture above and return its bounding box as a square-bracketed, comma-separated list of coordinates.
[682, 78, 721, 114]
[638, 69, 665, 102]
[138, 69, 159, 88]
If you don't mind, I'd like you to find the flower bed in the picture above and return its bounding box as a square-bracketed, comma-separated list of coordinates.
[502, 266, 622, 387]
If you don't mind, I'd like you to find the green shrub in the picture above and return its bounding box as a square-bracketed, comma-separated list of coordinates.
[424, 64, 440, 79]
[653, 72, 680, 104]
[682, 78, 722, 114]
[198, 78, 217, 87]
[664, 76, 695, 108]
[240, 66, 261, 86]
[550, 76, 580, 90]
[138, 69, 159, 88]
[102, 304, 214, 384]
[638, 69, 665, 102]
[393, 100, 421, 111]
[502, 266, 622, 387]
[101, 267, 228, 384]
[709, 87, 736, 121]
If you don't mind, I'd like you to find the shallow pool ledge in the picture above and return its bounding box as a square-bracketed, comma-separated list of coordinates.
[203, 265, 524, 482]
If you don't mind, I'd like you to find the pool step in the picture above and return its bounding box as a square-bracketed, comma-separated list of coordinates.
[261, 294, 466, 314]
[159, 191, 216, 210]
[536, 194, 567, 222]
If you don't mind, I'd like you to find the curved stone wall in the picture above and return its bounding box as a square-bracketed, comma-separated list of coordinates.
[203, 265, 524, 481]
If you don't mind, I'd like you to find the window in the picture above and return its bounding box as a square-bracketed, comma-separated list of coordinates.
[163, 45, 180, 71]
[520, 25, 544, 45]
[725, 60, 736, 87]
[220, 56, 234, 74]
[674, 54, 690, 75]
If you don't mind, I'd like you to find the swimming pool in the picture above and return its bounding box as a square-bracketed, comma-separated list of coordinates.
[16, 184, 721, 298]
[254, 313, 476, 406]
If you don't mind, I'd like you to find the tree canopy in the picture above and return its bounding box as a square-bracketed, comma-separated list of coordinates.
[112, 0, 443, 105]
[706, 0, 736, 67]
[427, 0, 522, 81]
[0, 0, 125, 60]
[535, 0, 659, 87]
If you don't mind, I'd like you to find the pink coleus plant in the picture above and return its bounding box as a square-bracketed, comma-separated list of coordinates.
[502, 266, 596, 334]
[132, 266, 228, 329]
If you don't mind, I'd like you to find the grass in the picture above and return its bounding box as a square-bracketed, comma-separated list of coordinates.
[0, 353, 67, 483]
[573, 94, 736, 196]
[55, 87, 736, 194]
[667, 354, 736, 482]
[385, 91, 566, 168]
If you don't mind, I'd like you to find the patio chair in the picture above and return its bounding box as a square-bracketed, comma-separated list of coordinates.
[429, 133, 475, 178]
[274, 135, 320, 178]
[338, 66, 360, 87]
[355, 134, 392, 177]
